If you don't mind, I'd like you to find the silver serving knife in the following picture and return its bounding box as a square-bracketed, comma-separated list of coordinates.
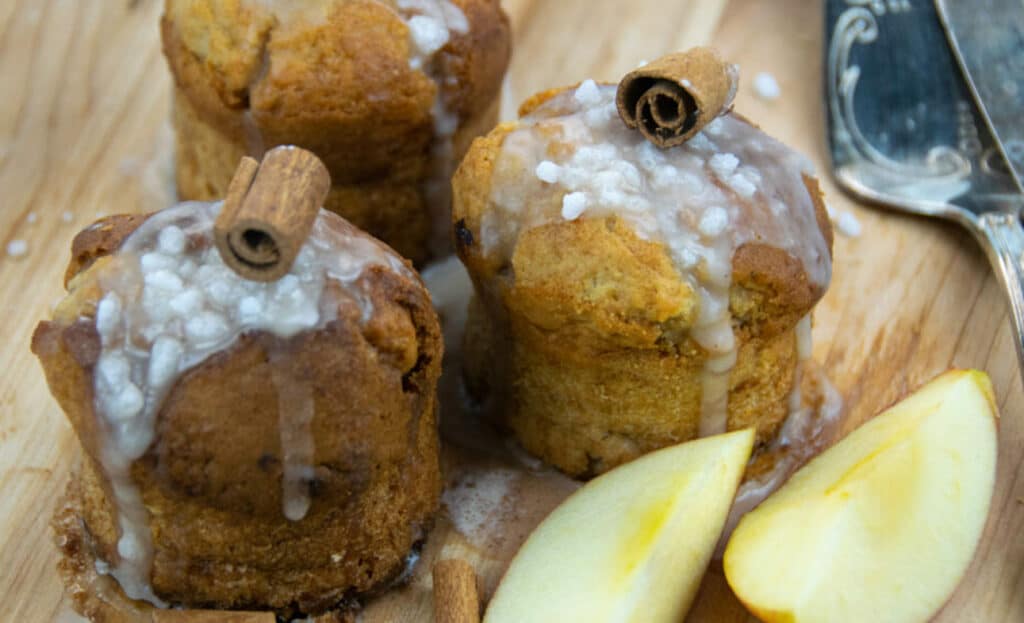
[825, 0, 1024, 377]
[936, 0, 1024, 191]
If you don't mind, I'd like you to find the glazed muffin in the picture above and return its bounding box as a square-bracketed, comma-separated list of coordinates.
[161, 0, 511, 265]
[452, 81, 833, 478]
[33, 203, 442, 618]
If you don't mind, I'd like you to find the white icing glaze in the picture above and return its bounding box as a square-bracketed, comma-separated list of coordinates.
[484, 83, 831, 438]
[787, 313, 814, 414]
[795, 313, 813, 360]
[398, 0, 469, 68]
[393, 0, 470, 256]
[88, 201, 409, 605]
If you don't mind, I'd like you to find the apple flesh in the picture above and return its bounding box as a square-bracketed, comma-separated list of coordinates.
[724, 369, 999, 623]
[483, 428, 755, 623]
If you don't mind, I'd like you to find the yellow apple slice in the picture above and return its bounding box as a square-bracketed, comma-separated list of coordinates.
[724, 369, 998, 623]
[483, 428, 755, 623]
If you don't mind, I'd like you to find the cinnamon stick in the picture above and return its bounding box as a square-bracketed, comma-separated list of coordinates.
[152, 610, 275, 622]
[616, 47, 738, 149]
[433, 558, 480, 623]
[214, 146, 331, 282]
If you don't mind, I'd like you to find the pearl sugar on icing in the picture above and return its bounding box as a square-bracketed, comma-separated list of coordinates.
[87, 201, 409, 606]
[485, 83, 831, 439]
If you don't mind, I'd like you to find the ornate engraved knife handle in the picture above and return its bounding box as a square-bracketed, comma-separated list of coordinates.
[975, 212, 1024, 374]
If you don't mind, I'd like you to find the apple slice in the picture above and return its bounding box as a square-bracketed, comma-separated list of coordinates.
[724, 369, 999, 623]
[483, 428, 755, 623]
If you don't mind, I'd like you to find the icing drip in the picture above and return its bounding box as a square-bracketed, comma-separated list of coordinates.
[485, 83, 831, 438]
[103, 459, 165, 607]
[715, 362, 844, 557]
[787, 314, 814, 414]
[795, 313, 813, 359]
[421, 255, 472, 355]
[394, 0, 470, 256]
[271, 351, 316, 521]
[89, 201, 408, 605]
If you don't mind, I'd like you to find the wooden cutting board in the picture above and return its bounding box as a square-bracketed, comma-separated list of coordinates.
[1, 0, 1021, 621]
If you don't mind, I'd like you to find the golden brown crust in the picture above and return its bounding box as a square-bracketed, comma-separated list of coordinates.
[53, 475, 359, 622]
[454, 96, 833, 329]
[506, 217, 698, 348]
[804, 173, 834, 254]
[36, 213, 443, 616]
[65, 215, 150, 288]
[449, 122, 515, 275]
[480, 317, 797, 477]
[452, 89, 833, 476]
[163, 0, 510, 159]
[439, 0, 512, 118]
[730, 174, 832, 336]
[516, 85, 580, 118]
[161, 0, 510, 264]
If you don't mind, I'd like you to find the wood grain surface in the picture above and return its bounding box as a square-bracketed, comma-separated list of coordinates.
[0, 0, 1020, 621]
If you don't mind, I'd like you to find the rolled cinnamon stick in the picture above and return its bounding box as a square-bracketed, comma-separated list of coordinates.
[214, 146, 331, 282]
[433, 558, 480, 623]
[616, 47, 738, 149]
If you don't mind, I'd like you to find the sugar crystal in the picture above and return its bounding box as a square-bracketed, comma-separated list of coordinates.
[561, 192, 588, 220]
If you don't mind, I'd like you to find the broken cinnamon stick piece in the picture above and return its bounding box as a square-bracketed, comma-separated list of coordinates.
[152, 609, 275, 622]
[214, 146, 331, 282]
[616, 47, 738, 149]
[433, 558, 480, 623]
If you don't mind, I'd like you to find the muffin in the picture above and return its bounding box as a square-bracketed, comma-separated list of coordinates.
[161, 0, 511, 264]
[452, 80, 833, 478]
[33, 202, 443, 618]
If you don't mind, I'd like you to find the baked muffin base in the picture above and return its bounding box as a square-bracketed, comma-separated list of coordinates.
[38, 210, 444, 621]
[53, 474, 362, 623]
[463, 294, 801, 478]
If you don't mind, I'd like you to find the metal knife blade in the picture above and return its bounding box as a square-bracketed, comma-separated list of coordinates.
[825, 0, 1024, 384]
[936, 0, 1024, 192]
[824, 0, 1019, 216]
